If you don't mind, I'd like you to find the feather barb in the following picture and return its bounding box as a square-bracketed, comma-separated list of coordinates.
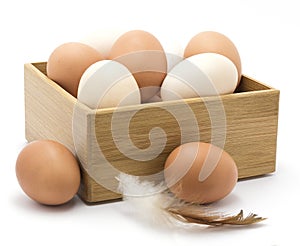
[167, 207, 266, 226]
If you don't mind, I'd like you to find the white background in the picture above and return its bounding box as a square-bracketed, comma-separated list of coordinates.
[1, 0, 299, 245]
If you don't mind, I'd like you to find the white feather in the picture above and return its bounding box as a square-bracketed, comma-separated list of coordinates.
[117, 173, 183, 227]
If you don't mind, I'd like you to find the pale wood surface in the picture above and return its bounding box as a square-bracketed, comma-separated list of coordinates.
[24, 62, 280, 203]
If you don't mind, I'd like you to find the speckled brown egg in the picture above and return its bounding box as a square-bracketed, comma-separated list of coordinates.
[47, 42, 103, 98]
[108, 30, 167, 102]
[184, 31, 242, 84]
[164, 142, 238, 204]
[15, 140, 81, 206]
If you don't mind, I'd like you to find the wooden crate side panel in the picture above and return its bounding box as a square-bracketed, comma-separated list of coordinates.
[222, 90, 279, 178]
[24, 63, 75, 150]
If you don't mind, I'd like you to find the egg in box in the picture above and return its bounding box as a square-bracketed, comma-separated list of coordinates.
[23, 30, 279, 204]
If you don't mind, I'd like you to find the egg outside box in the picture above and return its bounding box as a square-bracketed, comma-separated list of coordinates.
[24, 62, 280, 204]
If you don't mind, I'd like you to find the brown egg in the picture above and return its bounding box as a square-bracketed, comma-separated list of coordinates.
[108, 30, 167, 102]
[164, 142, 238, 204]
[47, 42, 103, 97]
[184, 31, 242, 84]
[15, 140, 81, 205]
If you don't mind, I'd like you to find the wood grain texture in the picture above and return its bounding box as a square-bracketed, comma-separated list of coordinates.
[24, 62, 76, 150]
[24, 62, 280, 203]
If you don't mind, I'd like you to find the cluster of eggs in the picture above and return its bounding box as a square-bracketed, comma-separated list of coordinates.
[15, 30, 240, 206]
[46, 30, 241, 108]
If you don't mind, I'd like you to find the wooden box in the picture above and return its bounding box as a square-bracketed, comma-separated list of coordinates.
[24, 62, 280, 204]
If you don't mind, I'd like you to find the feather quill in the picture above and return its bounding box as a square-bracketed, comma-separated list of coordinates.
[117, 173, 266, 227]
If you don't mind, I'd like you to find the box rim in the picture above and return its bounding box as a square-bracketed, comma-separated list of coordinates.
[26, 62, 279, 116]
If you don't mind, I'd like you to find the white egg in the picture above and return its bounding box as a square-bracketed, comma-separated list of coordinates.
[161, 57, 212, 101]
[161, 53, 238, 101]
[188, 53, 238, 94]
[80, 28, 124, 59]
[77, 60, 141, 109]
